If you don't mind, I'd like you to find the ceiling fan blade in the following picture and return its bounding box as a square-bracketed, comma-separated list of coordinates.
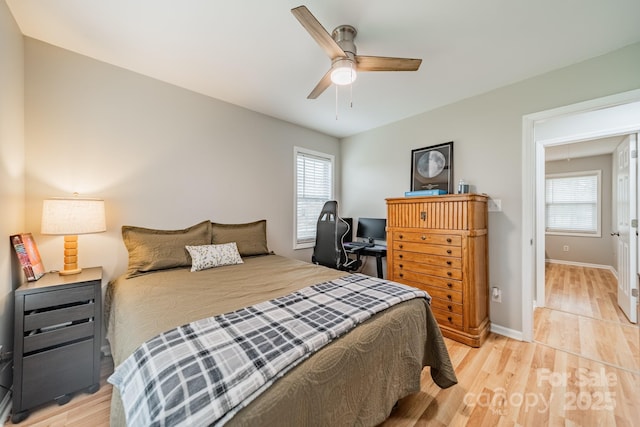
[291, 6, 346, 59]
[355, 56, 422, 72]
[307, 69, 333, 99]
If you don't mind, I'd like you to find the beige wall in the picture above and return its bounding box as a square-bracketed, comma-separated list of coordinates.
[341, 43, 640, 333]
[23, 38, 340, 283]
[545, 154, 614, 267]
[0, 0, 24, 397]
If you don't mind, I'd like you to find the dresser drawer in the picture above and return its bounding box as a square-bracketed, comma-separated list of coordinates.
[393, 241, 462, 257]
[392, 275, 463, 303]
[394, 251, 462, 269]
[395, 231, 461, 246]
[394, 267, 464, 286]
[393, 271, 463, 293]
[421, 284, 463, 304]
[432, 308, 463, 329]
[394, 260, 462, 280]
[429, 298, 463, 315]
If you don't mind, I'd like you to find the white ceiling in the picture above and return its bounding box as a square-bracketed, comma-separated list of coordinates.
[6, 0, 640, 138]
[545, 136, 624, 162]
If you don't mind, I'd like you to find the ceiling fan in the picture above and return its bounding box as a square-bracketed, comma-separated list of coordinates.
[291, 5, 422, 99]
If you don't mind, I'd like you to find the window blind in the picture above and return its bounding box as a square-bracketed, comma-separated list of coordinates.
[545, 172, 599, 234]
[295, 150, 333, 246]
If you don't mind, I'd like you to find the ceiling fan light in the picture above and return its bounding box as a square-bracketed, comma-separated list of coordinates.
[331, 64, 357, 85]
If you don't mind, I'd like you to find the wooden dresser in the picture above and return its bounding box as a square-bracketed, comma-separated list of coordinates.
[386, 194, 489, 347]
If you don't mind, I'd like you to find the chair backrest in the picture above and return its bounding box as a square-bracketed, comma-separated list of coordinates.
[312, 201, 350, 269]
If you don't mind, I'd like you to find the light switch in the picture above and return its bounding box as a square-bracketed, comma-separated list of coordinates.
[488, 199, 502, 212]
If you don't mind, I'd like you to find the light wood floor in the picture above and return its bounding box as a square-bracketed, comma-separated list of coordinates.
[6, 264, 639, 426]
[543, 262, 633, 324]
[535, 263, 639, 373]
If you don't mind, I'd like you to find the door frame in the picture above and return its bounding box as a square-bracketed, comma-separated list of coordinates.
[521, 89, 640, 341]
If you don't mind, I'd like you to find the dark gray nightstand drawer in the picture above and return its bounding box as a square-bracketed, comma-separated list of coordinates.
[24, 285, 95, 311]
[22, 340, 94, 408]
[23, 322, 95, 353]
[24, 302, 95, 331]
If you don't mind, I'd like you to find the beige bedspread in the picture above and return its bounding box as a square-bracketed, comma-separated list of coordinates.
[106, 255, 456, 426]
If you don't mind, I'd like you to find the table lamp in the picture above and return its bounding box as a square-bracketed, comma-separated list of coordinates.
[41, 196, 106, 275]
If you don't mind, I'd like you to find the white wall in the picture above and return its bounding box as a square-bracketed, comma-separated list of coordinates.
[0, 0, 24, 399]
[341, 42, 640, 333]
[545, 154, 614, 267]
[23, 39, 340, 283]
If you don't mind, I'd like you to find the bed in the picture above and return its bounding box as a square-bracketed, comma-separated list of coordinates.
[105, 220, 457, 426]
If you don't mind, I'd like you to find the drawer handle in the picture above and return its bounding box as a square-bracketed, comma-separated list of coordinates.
[447, 295, 452, 300]
[399, 234, 404, 239]
[399, 244, 404, 249]
[421, 235, 426, 240]
[446, 238, 452, 243]
[447, 272, 452, 276]
[399, 254, 403, 259]
[399, 264, 403, 269]
[447, 250, 452, 254]
[446, 261, 452, 265]
[399, 273, 404, 278]
[447, 283, 453, 288]
[447, 305, 452, 311]
[448, 316, 453, 323]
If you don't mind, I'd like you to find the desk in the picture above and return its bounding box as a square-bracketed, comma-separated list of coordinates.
[343, 243, 387, 279]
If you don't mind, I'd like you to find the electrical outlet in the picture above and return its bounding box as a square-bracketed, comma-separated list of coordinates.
[563, 245, 569, 252]
[491, 287, 502, 303]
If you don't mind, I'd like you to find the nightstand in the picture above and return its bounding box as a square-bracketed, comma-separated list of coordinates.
[12, 267, 102, 423]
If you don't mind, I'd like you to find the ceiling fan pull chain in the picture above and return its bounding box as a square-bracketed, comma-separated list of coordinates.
[335, 84, 339, 120]
[350, 63, 354, 108]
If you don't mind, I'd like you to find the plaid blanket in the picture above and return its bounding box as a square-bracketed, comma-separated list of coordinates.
[108, 274, 430, 427]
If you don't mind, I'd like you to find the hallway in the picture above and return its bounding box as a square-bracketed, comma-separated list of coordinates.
[534, 263, 638, 373]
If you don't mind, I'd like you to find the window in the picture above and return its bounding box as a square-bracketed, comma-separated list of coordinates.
[294, 147, 334, 249]
[545, 170, 601, 236]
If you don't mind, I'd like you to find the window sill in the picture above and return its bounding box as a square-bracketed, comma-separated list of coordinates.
[545, 231, 602, 238]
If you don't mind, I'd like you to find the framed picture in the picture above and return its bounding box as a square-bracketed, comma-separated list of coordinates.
[410, 141, 454, 193]
[11, 233, 46, 281]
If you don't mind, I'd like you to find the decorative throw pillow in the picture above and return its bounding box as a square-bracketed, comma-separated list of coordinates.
[122, 220, 212, 278]
[210, 220, 269, 257]
[186, 243, 244, 272]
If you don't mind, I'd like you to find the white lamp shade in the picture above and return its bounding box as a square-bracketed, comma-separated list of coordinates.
[41, 198, 106, 235]
[330, 59, 357, 86]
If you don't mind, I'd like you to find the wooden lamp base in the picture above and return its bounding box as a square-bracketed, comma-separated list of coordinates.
[60, 235, 82, 276]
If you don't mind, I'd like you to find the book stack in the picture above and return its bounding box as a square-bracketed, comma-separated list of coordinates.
[404, 189, 448, 197]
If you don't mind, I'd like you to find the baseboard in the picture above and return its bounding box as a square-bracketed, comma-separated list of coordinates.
[0, 389, 11, 427]
[490, 323, 523, 341]
[545, 258, 616, 275]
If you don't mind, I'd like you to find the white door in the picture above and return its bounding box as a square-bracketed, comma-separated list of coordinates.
[615, 134, 638, 323]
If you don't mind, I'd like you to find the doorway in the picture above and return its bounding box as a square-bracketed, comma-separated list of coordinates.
[534, 139, 638, 372]
[521, 89, 640, 342]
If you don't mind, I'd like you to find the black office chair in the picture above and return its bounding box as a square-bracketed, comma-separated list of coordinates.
[311, 201, 361, 271]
